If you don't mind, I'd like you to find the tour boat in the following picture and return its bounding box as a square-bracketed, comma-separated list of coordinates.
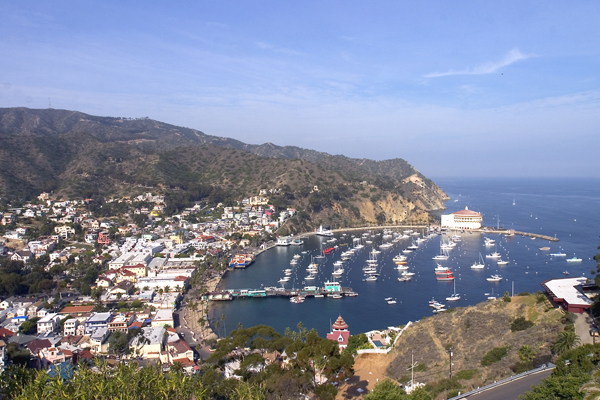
[316, 225, 333, 237]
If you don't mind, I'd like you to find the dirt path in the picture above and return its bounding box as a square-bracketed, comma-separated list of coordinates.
[575, 313, 594, 345]
[336, 353, 392, 399]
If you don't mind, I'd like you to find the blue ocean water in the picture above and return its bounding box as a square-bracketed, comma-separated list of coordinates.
[209, 178, 600, 336]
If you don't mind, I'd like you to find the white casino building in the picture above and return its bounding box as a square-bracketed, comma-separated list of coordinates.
[441, 207, 483, 230]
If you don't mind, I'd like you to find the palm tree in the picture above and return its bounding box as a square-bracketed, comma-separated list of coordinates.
[581, 368, 600, 400]
[552, 330, 581, 355]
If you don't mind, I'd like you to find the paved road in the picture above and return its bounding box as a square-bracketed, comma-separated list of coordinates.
[463, 369, 553, 400]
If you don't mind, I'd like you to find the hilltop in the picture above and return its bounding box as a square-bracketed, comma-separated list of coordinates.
[0, 107, 448, 228]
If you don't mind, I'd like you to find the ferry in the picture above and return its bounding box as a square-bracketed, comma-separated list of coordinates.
[316, 225, 334, 237]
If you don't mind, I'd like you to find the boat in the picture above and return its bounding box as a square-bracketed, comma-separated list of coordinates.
[396, 265, 409, 270]
[314, 294, 324, 298]
[290, 259, 298, 265]
[290, 296, 305, 303]
[387, 299, 397, 305]
[434, 263, 448, 272]
[323, 247, 335, 255]
[563, 271, 570, 275]
[331, 294, 343, 299]
[397, 276, 412, 282]
[380, 242, 393, 249]
[486, 274, 502, 282]
[371, 248, 381, 255]
[446, 280, 460, 301]
[497, 259, 509, 266]
[401, 271, 415, 277]
[290, 239, 304, 246]
[305, 274, 316, 280]
[550, 252, 567, 257]
[436, 273, 454, 281]
[402, 249, 413, 254]
[486, 251, 501, 259]
[539, 247, 551, 251]
[433, 308, 446, 313]
[293, 254, 301, 259]
[471, 253, 485, 269]
[393, 254, 407, 264]
[567, 257, 583, 263]
[407, 242, 419, 250]
[316, 225, 334, 237]
[278, 277, 290, 283]
[435, 268, 452, 275]
[384, 297, 392, 301]
[332, 269, 344, 277]
[365, 276, 377, 282]
[276, 236, 293, 246]
[346, 292, 358, 297]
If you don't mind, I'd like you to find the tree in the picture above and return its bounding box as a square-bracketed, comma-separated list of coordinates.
[553, 330, 581, 355]
[519, 345, 536, 363]
[18, 318, 39, 335]
[364, 378, 407, 400]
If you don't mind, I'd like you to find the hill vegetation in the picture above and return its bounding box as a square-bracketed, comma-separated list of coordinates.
[0, 107, 448, 229]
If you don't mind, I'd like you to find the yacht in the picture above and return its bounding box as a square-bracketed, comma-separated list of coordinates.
[497, 259, 509, 266]
[365, 276, 378, 282]
[396, 265, 409, 270]
[486, 274, 502, 282]
[486, 251, 501, 259]
[397, 276, 412, 282]
[387, 299, 397, 305]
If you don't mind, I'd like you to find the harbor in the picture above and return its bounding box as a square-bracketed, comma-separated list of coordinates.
[203, 283, 356, 301]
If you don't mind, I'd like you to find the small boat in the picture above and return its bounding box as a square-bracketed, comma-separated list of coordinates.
[293, 254, 301, 259]
[396, 265, 409, 270]
[332, 269, 344, 277]
[290, 296, 305, 303]
[563, 271, 570, 275]
[365, 276, 378, 282]
[497, 259, 509, 266]
[486, 252, 501, 259]
[471, 253, 485, 269]
[331, 294, 343, 299]
[387, 299, 397, 305]
[397, 276, 411, 282]
[402, 249, 413, 254]
[487, 274, 502, 282]
[446, 280, 461, 301]
[380, 242, 394, 249]
[323, 247, 335, 255]
[384, 297, 393, 301]
[550, 252, 567, 257]
[567, 257, 582, 263]
[346, 292, 358, 296]
[436, 274, 454, 281]
[314, 294, 324, 298]
[278, 277, 290, 283]
[305, 274, 316, 280]
[539, 247, 551, 251]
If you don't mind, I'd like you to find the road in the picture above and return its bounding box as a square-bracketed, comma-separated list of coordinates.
[463, 369, 553, 400]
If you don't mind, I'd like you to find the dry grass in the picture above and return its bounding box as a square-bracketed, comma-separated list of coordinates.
[385, 295, 563, 396]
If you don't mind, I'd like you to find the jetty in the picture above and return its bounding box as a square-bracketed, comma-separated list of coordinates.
[203, 282, 356, 301]
[477, 228, 559, 242]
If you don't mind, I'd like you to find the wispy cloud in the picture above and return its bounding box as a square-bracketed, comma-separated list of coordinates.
[424, 48, 533, 78]
[255, 41, 306, 57]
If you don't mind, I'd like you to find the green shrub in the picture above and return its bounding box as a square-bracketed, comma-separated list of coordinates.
[511, 316, 534, 332]
[454, 369, 478, 380]
[481, 347, 509, 366]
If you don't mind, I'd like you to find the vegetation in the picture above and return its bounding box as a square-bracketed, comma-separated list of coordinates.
[511, 316, 535, 332]
[481, 346, 509, 366]
[364, 379, 432, 400]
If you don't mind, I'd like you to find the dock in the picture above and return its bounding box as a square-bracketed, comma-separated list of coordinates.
[477, 229, 559, 242]
[203, 284, 356, 301]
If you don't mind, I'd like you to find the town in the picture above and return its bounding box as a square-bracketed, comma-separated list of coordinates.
[0, 189, 297, 375]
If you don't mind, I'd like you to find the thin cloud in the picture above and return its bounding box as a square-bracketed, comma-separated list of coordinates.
[424, 48, 533, 78]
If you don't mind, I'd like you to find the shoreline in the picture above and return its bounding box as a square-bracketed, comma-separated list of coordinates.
[203, 224, 559, 339]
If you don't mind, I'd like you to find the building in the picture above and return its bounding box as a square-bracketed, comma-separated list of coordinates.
[441, 207, 483, 230]
[37, 313, 62, 334]
[84, 312, 113, 334]
[541, 277, 594, 313]
[326, 315, 350, 350]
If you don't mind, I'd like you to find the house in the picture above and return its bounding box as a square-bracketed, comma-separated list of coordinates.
[84, 312, 113, 334]
[27, 301, 44, 318]
[89, 327, 110, 354]
[84, 232, 98, 244]
[97, 231, 111, 245]
[54, 225, 76, 240]
[63, 318, 79, 336]
[11, 250, 33, 263]
[129, 326, 165, 359]
[37, 313, 62, 334]
[39, 347, 66, 367]
[151, 309, 173, 328]
[107, 314, 135, 332]
[26, 338, 53, 358]
[58, 305, 95, 323]
[541, 277, 594, 313]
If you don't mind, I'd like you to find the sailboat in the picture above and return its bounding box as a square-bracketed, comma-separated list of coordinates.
[446, 280, 460, 301]
[471, 253, 485, 269]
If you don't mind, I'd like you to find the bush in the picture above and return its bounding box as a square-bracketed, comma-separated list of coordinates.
[517, 291, 530, 296]
[454, 369, 478, 380]
[511, 317, 534, 332]
[503, 291, 511, 302]
[481, 347, 509, 366]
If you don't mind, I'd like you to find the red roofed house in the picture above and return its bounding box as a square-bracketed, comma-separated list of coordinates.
[326, 315, 350, 350]
[441, 207, 483, 230]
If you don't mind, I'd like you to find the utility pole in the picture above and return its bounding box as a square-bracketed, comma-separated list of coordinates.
[407, 351, 418, 391]
[447, 347, 453, 380]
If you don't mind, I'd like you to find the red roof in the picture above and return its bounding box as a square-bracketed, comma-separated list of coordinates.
[331, 315, 348, 330]
[452, 207, 481, 216]
[327, 330, 350, 346]
[0, 327, 14, 339]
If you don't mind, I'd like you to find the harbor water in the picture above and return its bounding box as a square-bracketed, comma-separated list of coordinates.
[210, 177, 600, 336]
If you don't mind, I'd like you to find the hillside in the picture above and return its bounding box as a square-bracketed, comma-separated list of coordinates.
[0, 107, 448, 227]
[338, 294, 566, 399]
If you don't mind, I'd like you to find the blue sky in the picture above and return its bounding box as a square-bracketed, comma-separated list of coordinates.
[1, 1, 599, 177]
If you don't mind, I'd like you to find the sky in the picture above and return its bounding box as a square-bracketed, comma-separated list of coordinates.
[1, 1, 599, 178]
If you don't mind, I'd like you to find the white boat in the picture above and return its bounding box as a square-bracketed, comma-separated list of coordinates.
[380, 242, 394, 249]
[497, 259, 509, 266]
[551, 252, 567, 257]
[371, 248, 381, 255]
[384, 297, 392, 301]
[284, 270, 293, 276]
[314, 294, 324, 298]
[407, 242, 419, 250]
[365, 276, 377, 282]
[486, 274, 502, 282]
[567, 257, 583, 263]
[393, 254, 408, 263]
[396, 265, 409, 270]
[471, 253, 485, 269]
[397, 276, 411, 282]
[486, 252, 501, 259]
[278, 277, 290, 283]
[401, 271, 415, 277]
[387, 299, 397, 305]
[331, 294, 343, 299]
[402, 249, 413, 254]
[276, 236, 293, 246]
[484, 237, 495, 246]
[305, 274, 316, 280]
[332, 269, 344, 277]
[290, 296, 304, 303]
[290, 259, 298, 265]
[539, 247, 551, 251]
[446, 293, 460, 301]
[434, 263, 448, 272]
[316, 225, 333, 237]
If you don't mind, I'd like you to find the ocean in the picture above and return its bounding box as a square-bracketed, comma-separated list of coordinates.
[209, 177, 600, 336]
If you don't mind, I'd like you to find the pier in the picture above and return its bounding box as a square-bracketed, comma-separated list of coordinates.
[203, 284, 356, 301]
[477, 229, 559, 242]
